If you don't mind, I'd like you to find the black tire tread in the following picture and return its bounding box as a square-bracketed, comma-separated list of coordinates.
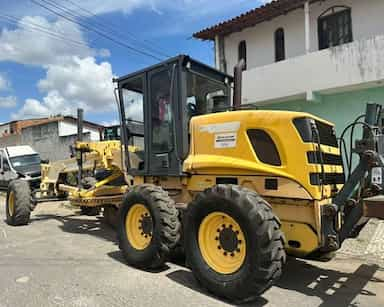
[6, 180, 31, 226]
[118, 184, 181, 269]
[185, 184, 286, 302]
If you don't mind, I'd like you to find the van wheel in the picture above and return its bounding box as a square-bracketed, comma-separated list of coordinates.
[117, 184, 181, 269]
[6, 180, 32, 226]
[185, 185, 286, 302]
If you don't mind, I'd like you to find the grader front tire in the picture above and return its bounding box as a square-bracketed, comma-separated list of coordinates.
[117, 184, 181, 269]
[185, 185, 286, 302]
[5, 180, 32, 226]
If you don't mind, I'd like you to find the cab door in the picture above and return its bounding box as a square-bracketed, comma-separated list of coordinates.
[147, 66, 180, 176]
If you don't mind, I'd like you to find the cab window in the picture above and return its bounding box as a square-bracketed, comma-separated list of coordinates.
[122, 77, 145, 170]
[150, 70, 173, 154]
[186, 72, 229, 120]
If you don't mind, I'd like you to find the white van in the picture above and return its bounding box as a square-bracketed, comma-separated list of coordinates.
[0, 145, 41, 190]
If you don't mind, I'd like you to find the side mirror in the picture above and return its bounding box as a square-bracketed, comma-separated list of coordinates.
[41, 159, 49, 164]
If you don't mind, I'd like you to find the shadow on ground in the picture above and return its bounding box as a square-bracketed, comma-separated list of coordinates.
[28, 212, 384, 306]
[167, 258, 383, 306]
[31, 213, 117, 243]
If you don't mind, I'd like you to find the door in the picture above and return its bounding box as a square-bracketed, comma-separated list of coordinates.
[148, 67, 180, 175]
[0, 150, 4, 189]
[0, 150, 15, 189]
[120, 75, 146, 175]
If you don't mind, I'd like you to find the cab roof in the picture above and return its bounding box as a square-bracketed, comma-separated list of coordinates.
[114, 54, 233, 84]
[5, 146, 38, 158]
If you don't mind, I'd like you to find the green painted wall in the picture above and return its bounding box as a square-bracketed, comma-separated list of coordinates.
[259, 86, 384, 136]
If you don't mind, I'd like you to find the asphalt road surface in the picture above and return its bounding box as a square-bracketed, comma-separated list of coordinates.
[0, 194, 383, 307]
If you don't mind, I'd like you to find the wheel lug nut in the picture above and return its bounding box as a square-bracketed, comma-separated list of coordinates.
[223, 252, 228, 256]
[235, 230, 239, 235]
[215, 237, 219, 241]
[141, 232, 144, 235]
[236, 248, 240, 253]
[231, 253, 235, 257]
[217, 229, 220, 233]
[229, 224, 233, 228]
[222, 224, 225, 228]
[238, 240, 242, 244]
[218, 246, 221, 250]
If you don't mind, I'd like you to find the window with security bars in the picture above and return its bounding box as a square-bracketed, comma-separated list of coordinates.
[318, 7, 353, 50]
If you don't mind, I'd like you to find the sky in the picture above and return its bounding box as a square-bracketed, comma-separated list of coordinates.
[0, 0, 270, 125]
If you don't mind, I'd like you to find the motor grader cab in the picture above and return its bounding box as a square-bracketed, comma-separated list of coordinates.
[5, 55, 384, 302]
[115, 55, 232, 176]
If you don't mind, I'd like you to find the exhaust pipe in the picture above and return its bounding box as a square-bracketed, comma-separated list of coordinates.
[77, 108, 84, 142]
[233, 59, 246, 110]
[76, 108, 84, 188]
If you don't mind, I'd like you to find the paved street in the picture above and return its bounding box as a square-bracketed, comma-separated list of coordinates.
[0, 194, 383, 307]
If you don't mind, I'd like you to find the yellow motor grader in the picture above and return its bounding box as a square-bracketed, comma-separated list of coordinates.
[5, 55, 384, 302]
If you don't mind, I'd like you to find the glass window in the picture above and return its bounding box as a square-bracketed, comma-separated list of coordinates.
[186, 72, 229, 121]
[150, 70, 173, 154]
[275, 28, 285, 62]
[122, 78, 145, 170]
[122, 78, 144, 123]
[0, 151, 10, 171]
[238, 40, 247, 70]
[103, 126, 121, 141]
[10, 154, 40, 172]
[248, 130, 281, 166]
[318, 8, 353, 50]
[3, 159, 10, 171]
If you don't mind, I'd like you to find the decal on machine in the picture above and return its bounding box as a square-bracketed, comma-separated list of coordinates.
[200, 122, 240, 133]
[214, 133, 237, 148]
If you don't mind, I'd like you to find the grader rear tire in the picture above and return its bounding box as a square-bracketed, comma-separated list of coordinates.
[185, 185, 286, 302]
[5, 180, 32, 226]
[117, 184, 181, 269]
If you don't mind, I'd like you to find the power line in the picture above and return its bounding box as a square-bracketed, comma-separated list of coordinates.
[31, 0, 165, 61]
[0, 14, 88, 47]
[0, 14, 91, 50]
[59, 0, 172, 58]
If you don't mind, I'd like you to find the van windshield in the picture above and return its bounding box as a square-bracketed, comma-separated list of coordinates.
[10, 154, 41, 172]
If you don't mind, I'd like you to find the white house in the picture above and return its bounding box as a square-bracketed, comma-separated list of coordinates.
[194, 0, 384, 133]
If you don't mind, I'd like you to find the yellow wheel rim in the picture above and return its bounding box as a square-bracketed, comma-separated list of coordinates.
[198, 212, 246, 274]
[8, 191, 15, 217]
[125, 204, 153, 250]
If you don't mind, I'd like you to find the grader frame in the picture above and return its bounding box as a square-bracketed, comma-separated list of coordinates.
[5, 55, 384, 302]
